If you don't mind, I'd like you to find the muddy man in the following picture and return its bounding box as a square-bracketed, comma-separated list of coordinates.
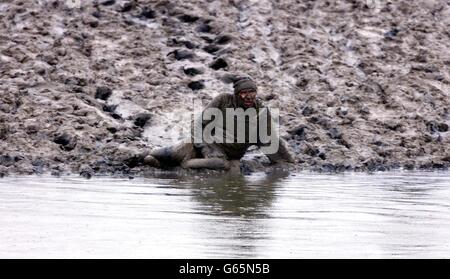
[144, 78, 295, 171]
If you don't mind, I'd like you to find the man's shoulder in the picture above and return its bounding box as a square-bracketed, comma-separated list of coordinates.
[212, 93, 234, 101]
[209, 93, 234, 106]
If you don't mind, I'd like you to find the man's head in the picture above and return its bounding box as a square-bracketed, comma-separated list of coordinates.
[233, 78, 257, 108]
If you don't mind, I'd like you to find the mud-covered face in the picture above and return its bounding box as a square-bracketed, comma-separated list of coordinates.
[238, 89, 257, 108]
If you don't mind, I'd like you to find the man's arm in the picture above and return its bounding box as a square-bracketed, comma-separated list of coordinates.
[264, 138, 296, 164]
[257, 104, 296, 164]
[191, 94, 228, 144]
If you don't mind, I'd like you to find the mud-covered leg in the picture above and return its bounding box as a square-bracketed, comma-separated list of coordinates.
[146, 143, 196, 168]
[182, 143, 234, 170]
[143, 154, 161, 167]
[148, 146, 173, 162]
[181, 158, 231, 170]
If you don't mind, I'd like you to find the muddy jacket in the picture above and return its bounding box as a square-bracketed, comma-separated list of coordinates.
[193, 93, 294, 163]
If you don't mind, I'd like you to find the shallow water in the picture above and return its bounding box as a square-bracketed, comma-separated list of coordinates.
[1, 171, 450, 258]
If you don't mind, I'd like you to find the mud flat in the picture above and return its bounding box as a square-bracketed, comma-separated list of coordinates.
[1, 0, 449, 177]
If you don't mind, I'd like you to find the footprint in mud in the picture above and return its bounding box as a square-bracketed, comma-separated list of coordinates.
[99, 0, 116, 6]
[117, 1, 134, 13]
[209, 58, 228, 70]
[214, 34, 232, 45]
[203, 44, 220, 54]
[188, 80, 205, 91]
[133, 113, 152, 128]
[95, 86, 112, 100]
[196, 23, 212, 33]
[53, 132, 77, 151]
[103, 104, 121, 119]
[138, 7, 156, 19]
[167, 38, 198, 49]
[167, 49, 195, 61]
[183, 67, 203, 76]
[178, 14, 200, 23]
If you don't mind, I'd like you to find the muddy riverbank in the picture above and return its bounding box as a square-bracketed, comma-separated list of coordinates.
[1, 0, 449, 177]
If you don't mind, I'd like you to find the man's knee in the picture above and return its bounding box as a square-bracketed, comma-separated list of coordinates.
[200, 144, 227, 160]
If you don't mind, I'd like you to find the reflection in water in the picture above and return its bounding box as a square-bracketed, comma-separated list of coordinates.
[178, 171, 288, 218]
[174, 171, 289, 258]
[0, 171, 450, 258]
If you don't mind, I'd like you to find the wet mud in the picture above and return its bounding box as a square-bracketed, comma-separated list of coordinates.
[1, 0, 449, 177]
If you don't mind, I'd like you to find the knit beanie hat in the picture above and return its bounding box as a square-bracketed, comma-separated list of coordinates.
[233, 78, 257, 94]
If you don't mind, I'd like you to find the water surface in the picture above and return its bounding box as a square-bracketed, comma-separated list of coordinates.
[1, 171, 449, 258]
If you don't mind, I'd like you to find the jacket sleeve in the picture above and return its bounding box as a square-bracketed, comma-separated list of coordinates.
[264, 138, 295, 164]
[201, 94, 227, 126]
[191, 94, 228, 149]
[257, 105, 295, 164]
